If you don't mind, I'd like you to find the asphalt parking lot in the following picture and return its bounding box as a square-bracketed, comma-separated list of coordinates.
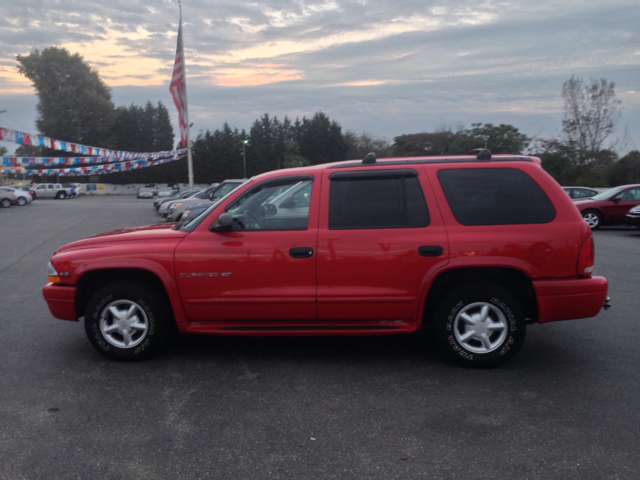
[1, 195, 639, 479]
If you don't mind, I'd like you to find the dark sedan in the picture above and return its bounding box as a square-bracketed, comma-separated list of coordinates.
[574, 184, 640, 229]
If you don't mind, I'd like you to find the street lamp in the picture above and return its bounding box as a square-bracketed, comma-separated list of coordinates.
[242, 139, 249, 178]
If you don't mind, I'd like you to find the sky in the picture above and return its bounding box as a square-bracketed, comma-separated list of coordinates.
[1, 0, 639, 156]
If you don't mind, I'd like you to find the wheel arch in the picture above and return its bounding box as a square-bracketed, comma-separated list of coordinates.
[422, 267, 538, 327]
[75, 268, 174, 322]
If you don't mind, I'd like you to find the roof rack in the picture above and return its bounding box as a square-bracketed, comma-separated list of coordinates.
[466, 148, 492, 160]
[362, 152, 376, 164]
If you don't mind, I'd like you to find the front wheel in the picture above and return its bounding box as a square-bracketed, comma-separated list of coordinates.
[432, 283, 526, 368]
[0, 198, 10, 208]
[84, 281, 172, 361]
[582, 210, 601, 230]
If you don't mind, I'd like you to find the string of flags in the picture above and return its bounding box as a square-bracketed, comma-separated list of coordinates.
[2, 156, 184, 177]
[0, 126, 184, 160]
[0, 125, 185, 176]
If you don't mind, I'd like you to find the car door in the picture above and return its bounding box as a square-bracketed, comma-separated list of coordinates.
[174, 174, 319, 322]
[601, 187, 640, 222]
[316, 167, 449, 322]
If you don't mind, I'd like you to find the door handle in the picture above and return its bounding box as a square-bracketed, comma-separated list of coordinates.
[290, 247, 314, 258]
[418, 245, 443, 257]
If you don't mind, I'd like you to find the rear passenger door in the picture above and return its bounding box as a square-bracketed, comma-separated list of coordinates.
[316, 167, 449, 322]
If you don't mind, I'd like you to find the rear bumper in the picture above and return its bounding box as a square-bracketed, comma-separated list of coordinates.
[42, 283, 78, 321]
[533, 276, 609, 323]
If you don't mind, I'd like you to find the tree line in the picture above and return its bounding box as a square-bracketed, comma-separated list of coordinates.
[10, 47, 640, 187]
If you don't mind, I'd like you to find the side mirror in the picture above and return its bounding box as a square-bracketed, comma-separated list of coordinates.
[612, 196, 622, 202]
[261, 203, 277, 217]
[209, 212, 233, 232]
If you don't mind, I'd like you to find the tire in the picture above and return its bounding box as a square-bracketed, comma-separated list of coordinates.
[56, 191, 67, 199]
[84, 281, 172, 361]
[432, 283, 526, 368]
[17, 197, 27, 206]
[582, 210, 601, 230]
[0, 198, 10, 208]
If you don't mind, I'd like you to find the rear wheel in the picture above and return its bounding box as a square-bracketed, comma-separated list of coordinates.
[432, 283, 526, 368]
[84, 281, 172, 361]
[56, 191, 67, 199]
[17, 197, 27, 206]
[582, 209, 601, 230]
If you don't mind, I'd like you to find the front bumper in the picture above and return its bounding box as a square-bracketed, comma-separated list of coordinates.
[624, 213, 640, 226]
[533, 276, 609, 323]
[42, 283, 78, 321]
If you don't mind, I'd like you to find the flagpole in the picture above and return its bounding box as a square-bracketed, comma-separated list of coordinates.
[179, 1, 194, 191]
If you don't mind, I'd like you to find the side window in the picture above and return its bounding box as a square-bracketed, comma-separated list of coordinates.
[437, 168, 556, 226]
[226, 177, 313, 231]
[328, 171, 429, 229]
[620, 188, 640, 201]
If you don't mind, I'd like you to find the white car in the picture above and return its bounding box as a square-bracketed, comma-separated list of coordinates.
[0, 186, 33, 206]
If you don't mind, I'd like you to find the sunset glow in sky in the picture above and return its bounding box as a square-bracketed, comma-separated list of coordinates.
[1, 0, 638, 153]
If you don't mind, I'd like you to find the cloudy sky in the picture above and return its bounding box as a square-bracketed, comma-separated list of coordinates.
[1, 0, 638, 155]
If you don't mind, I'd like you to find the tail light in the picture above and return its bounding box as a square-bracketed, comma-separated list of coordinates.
[577, 236, 595, 276]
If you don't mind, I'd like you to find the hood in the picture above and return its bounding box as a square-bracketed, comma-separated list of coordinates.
[55, 223, 187, 254]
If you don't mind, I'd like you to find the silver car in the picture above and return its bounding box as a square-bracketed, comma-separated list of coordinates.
[0, 186, 32, 206]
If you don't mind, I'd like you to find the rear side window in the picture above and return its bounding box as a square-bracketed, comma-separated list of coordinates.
[437, 168, 556, 226]
[329, 170, 429, 229]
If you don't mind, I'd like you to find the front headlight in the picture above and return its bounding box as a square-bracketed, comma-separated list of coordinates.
[47, 261, 60, 284]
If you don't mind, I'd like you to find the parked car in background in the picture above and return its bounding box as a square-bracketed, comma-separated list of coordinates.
[0, 188, 17, 208]
[144, 184, 158, 195]
[176, 201, 214, 228]
[158, 190, 202, 217]
[32, 183, 73, 199]
[166, 180, 245, 222]
[0, 186, 32, 206]
[563, 186, 599, 199]
[574, 184, 640, 229]
[154, 189, 192, 209]
[15, 185, 37, 199]
[157, 186, 177, 198]
[625, 205, 640, 227]
[137, 187, 154, 199]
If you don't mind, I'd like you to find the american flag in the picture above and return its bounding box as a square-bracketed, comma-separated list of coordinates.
[170, 10, 189, 148]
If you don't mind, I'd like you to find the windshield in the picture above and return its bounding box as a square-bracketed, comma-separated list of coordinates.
[174, 180, 250, 231]
[589, 187, 620, 201]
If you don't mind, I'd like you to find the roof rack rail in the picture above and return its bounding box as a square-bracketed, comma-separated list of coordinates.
[466, 148, 492, 160]
[362, 152, 376, 164]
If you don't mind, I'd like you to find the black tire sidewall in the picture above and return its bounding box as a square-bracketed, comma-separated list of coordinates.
[84, 282, 171, 361]
[0, 199, 10, 208]
[433, 283, 526, 368]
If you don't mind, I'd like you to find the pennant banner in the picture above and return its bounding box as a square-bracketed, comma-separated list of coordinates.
[0, 126, 183, 160]
[2, 150, 187, 167]
[2, 155, 184, 177]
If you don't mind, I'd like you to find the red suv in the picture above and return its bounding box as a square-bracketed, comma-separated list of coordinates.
[43, 151, 609, 367]
[573, 184, 640, 229]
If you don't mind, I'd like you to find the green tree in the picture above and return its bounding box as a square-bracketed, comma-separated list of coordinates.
[298, 112, 347, 165]
[344, 131, 392, 159]
[608, 150, 640, 186]
[16, 47, 115, 147]
[392, 129, 459, 157]
[449, 123, 530, 154]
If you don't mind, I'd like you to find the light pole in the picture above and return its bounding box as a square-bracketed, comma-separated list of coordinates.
[242, 139, 249, 178]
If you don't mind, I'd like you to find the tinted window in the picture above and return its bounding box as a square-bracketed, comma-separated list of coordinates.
[329, 172, 429, 229]
[437, 168, 556, 226]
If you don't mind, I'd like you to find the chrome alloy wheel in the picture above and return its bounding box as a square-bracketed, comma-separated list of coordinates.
[453, 302, 509, 354]
[99, 299, 149, 348]
[582, 212, 600, 228]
